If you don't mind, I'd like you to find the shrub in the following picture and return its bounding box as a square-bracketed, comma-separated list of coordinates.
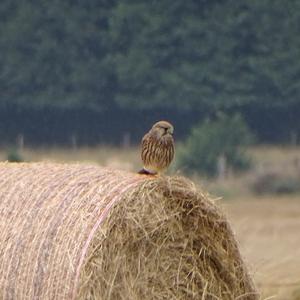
[251, 172, 300, 195]
[176, 113, 254, 177]
[7, 148, 24, 162]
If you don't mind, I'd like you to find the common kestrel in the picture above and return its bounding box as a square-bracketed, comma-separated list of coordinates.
[138, 121, 175, 175]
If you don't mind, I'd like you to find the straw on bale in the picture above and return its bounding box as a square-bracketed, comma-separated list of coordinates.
[0, 162, 259, 300]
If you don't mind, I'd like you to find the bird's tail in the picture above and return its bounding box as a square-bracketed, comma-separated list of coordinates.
[138, 168, 157, 175]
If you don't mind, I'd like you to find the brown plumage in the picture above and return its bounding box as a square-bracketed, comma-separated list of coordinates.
[138, 121, 175, 175]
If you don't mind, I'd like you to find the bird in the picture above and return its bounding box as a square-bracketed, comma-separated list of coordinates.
[138, 120, 175, 175]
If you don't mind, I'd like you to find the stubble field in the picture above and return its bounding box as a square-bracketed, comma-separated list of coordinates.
[225, 196, 300, 299]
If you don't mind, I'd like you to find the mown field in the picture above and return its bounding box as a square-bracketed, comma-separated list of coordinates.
[225, 197, 300, 299]
[1, 145, 300, 299]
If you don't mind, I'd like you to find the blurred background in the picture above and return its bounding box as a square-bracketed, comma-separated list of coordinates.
[0, 0, 300, 298]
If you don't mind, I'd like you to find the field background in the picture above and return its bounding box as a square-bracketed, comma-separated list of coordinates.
[1, 2, 300, 298]
[1, 145, 299, 299]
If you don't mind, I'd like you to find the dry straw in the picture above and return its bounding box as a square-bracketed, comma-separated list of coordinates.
[0, 162, 259, 299]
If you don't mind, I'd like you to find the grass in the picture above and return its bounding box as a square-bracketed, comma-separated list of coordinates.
[1, 144, 300, 298]
[0, 145, 140, 171]
[249, 145, 300, 166]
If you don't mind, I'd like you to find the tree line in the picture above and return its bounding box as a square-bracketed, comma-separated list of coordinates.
[0, 0, 299, 145]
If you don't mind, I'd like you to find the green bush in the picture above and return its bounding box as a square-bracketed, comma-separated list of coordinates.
[176, 113, 254, 176]
[7, 148, 24, 163]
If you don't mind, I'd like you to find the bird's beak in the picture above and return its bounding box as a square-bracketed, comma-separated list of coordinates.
[168, 128, 174, 135]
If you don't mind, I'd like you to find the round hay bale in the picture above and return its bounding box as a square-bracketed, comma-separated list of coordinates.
[0, 162, 259, 299]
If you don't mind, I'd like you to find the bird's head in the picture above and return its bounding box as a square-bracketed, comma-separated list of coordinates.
[151, 120, 174, 138]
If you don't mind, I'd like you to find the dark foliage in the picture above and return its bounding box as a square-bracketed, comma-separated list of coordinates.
[0, 0, 300, 144]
